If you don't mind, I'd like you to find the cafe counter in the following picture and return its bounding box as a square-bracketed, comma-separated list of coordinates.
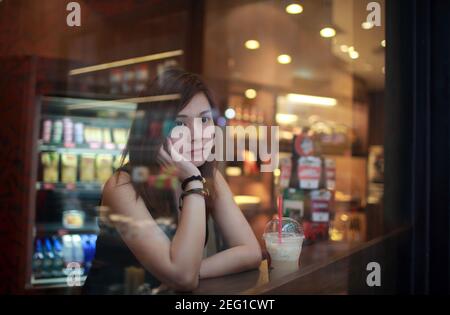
[183, 227, 410, 295]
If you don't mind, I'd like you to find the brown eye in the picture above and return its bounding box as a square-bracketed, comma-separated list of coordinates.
[201, 117, 211, 123]
[175, 121, 185, 126]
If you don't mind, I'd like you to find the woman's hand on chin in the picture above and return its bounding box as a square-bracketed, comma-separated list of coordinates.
[156, 139, 201, 181]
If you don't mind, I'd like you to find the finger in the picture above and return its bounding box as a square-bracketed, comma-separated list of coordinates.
[156, 156, 168, 169]
[166, 139, 187, 162]
[159, 146, 173, 164]
[158, 146, 174, 167]
[166, 138, 175, 158]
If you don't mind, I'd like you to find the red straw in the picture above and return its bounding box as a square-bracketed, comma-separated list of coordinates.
[277, 195, 283, 243]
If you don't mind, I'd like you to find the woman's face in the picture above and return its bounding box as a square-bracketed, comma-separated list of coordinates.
[169, 92, 215, 167]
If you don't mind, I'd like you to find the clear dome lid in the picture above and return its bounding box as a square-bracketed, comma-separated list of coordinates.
[263, 217, 304, 238]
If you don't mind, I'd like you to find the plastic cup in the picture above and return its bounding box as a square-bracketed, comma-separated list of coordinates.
[263, 217, 304, 273]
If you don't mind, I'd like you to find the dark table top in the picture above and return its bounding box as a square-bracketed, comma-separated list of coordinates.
[182, 240, 366, 295]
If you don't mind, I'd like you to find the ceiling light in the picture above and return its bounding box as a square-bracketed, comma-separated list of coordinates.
[340, 45, 349, 52]
[349, 50, 359, 59]
[286, 93, 337, 106]
[69, 50, 183, 76]
[234, 195, 261, 205]
[320, 27, 336, 38]
[279, 130, 294, 140]
[226, 167, 242, 177]
[245, 40, 260, 50]
[245, 89, 257, 99]
[276, 113, 298, 124]
[277, 54, 292, 64]
[286, 3, 303, 14]
[66, 94, 179, 111]
[361, 21, 374, 30]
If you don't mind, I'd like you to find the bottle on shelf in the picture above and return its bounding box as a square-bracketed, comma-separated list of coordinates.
[42, 119, 52, 144]
[81, 234, 97, 274]
[72, 234, 85, 274]
[52, 120, 63, 144]
[63, 118, 74, 145]
[62, 235, 74, 274]
[32, 239, 45, 279]
[74, 122, 84, 145]
[52, 236, 65, 278]
[42, 238, 55, 278]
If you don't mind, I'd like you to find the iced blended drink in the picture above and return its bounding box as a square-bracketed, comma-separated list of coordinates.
[263, 217, 304, 274]
[263, 232, 304, 270]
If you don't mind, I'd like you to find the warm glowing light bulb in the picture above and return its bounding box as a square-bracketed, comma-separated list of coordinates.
[361, 21, 374, 30]
[276, 113, 298, 124]
[286, 3, 303, 14]
[277, 54, 292, 64]
[245, 89, 257, 99]
[320, 27, 336, 38]
[340, 45, 349, 53]
[349, 51, 359, 59]
[225, 108, 236, 119]
[245, 40, 260, 50]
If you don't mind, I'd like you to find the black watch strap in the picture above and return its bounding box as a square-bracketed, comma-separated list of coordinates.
[181, 175, 206, 190]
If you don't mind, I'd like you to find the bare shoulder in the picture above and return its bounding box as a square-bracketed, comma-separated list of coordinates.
[102, 171, 138, 209]
[104, 170, 133, 192]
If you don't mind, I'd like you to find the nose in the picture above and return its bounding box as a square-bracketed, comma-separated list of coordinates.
[188, 118, 204, 141]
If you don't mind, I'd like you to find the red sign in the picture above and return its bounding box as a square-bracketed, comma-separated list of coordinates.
[298, 157, 321, 189]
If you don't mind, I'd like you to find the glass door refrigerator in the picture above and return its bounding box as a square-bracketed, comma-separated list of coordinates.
[26, 53, 183, 292]
[30, 95, 136, 289]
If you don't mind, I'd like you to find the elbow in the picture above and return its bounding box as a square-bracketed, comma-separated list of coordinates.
[245, 245, 263, 270]
[170, 271, 199, 292]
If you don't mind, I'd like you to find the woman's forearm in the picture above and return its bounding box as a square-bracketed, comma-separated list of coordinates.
[199, 245, 262, 279]
[170, 182, 207, 283]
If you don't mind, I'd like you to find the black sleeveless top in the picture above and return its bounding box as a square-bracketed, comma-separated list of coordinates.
[82, 166, 209, 295]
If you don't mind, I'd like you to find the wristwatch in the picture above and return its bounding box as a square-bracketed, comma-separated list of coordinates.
[178, 188, 209, 210]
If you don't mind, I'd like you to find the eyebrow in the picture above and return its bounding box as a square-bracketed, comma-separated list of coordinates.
[176, 110, 212, 118]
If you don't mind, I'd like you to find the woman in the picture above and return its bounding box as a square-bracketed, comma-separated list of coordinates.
[83, 68, 262, 294]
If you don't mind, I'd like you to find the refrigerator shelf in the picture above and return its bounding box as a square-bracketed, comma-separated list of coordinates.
[31, 275, 87, 288]
[35, 222, 100, 235]
[36, 181, 104, 192]
[39, 144, 124, 156]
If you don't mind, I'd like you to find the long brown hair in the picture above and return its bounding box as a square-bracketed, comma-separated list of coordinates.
[116, 67, 218, 223]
